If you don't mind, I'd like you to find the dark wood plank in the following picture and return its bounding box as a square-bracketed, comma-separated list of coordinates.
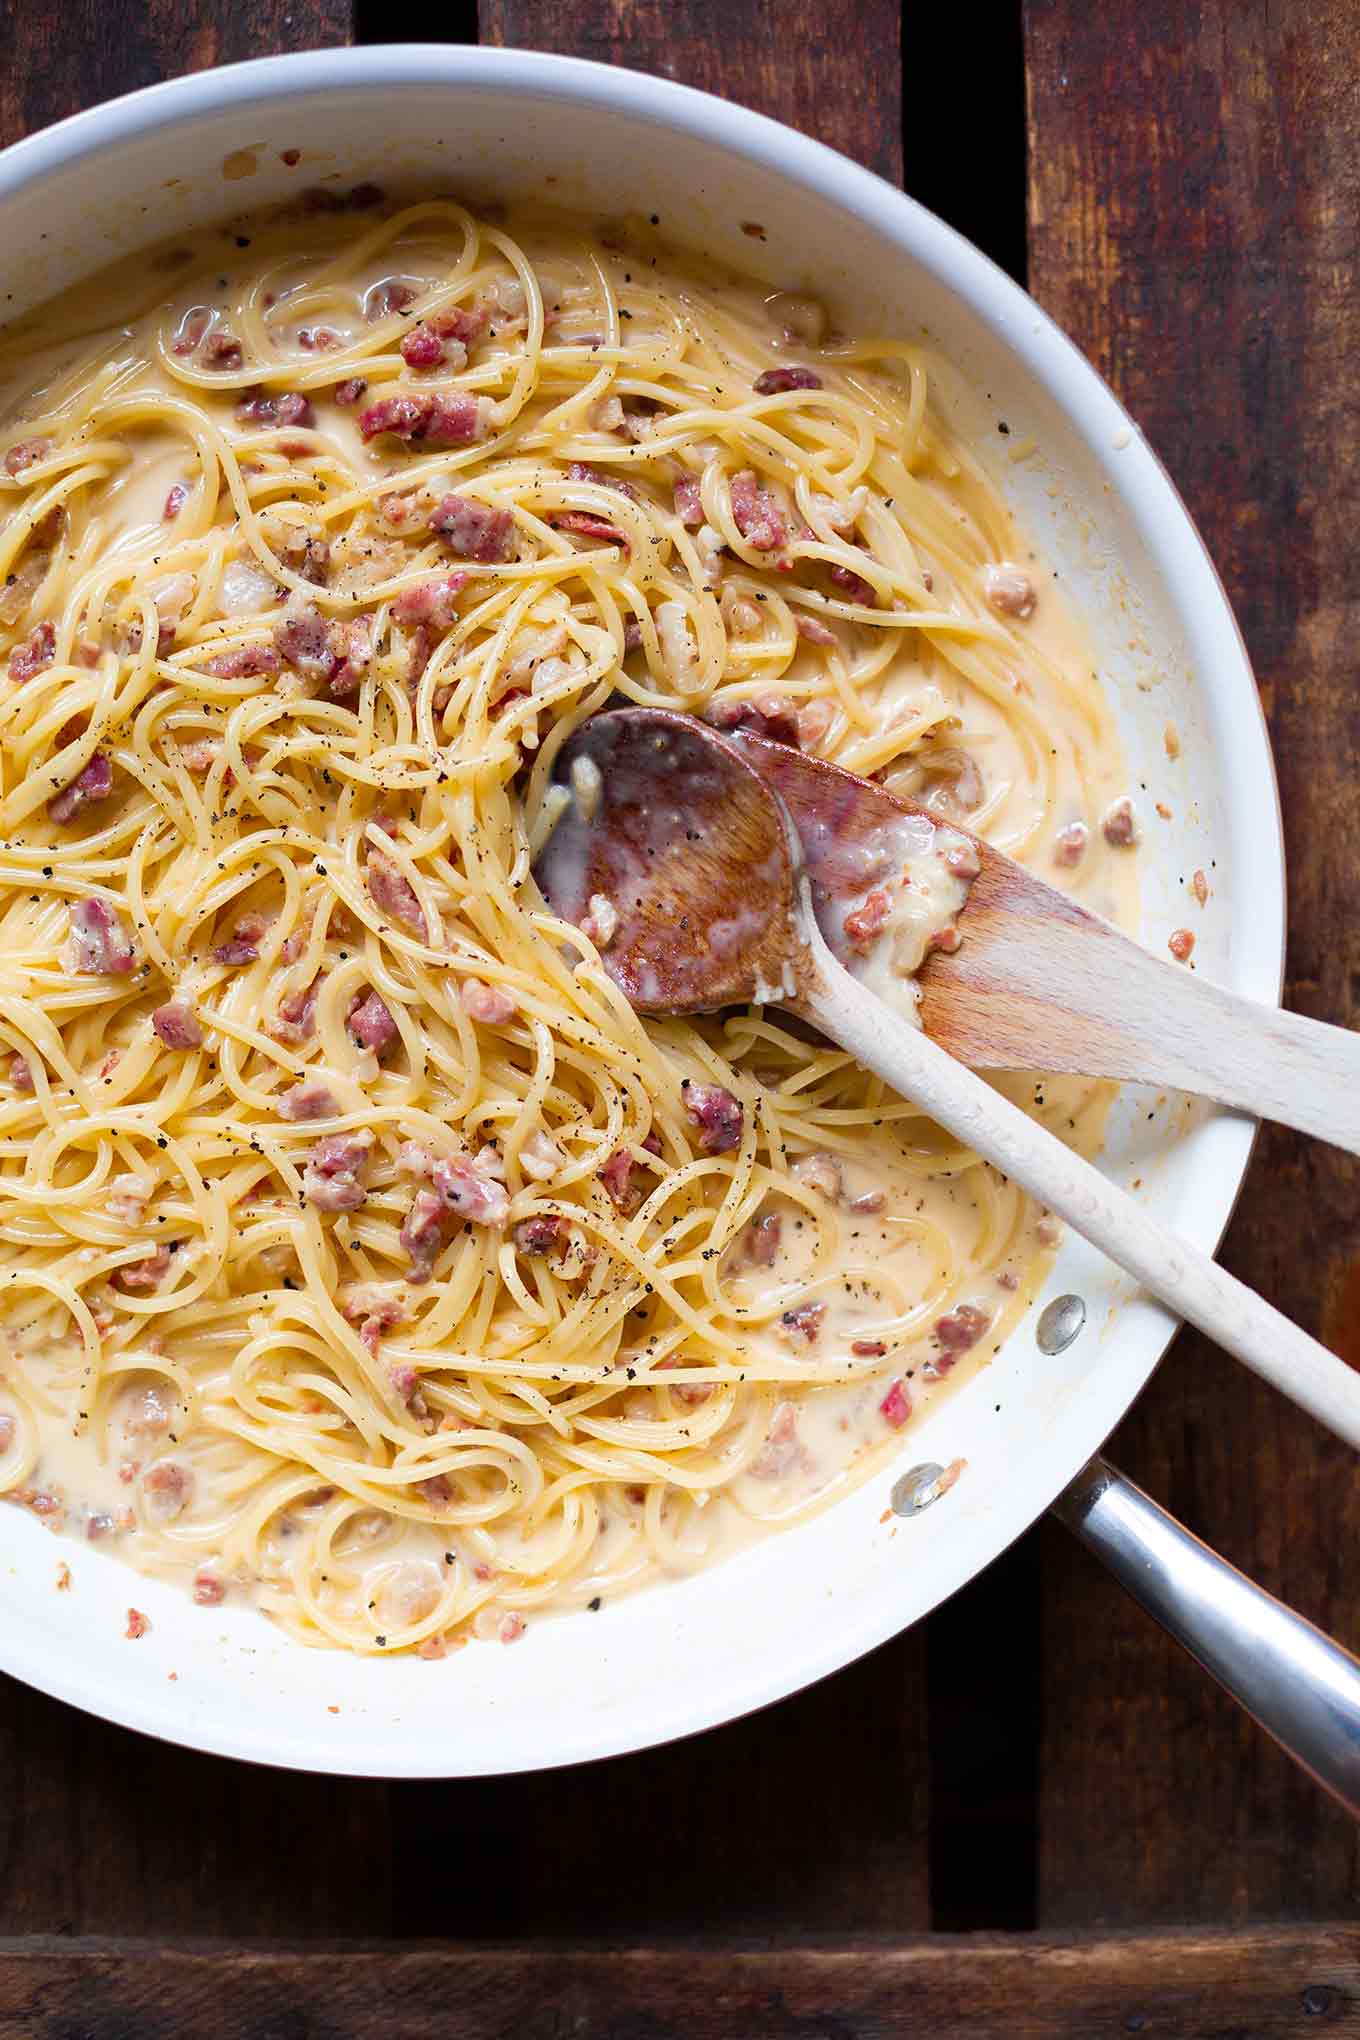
[0, 0, 388, 1944]
[0, 1928, 1356, 2036]
[0, 0, 350, 153]
[1025, 0, 1360, 1924]
[479, 0, 902, 182]
[392, 1633, 930, 1940]
[0, 1673, 393, 1939]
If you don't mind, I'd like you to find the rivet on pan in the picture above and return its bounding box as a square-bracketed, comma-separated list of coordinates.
[891, 1463, 948, 1516]
[1036, 1293, 1086, 1355]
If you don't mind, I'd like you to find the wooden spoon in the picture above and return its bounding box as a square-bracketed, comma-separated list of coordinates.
[737, 732, 1360, 1157]
[534, 706, 1360, 1450]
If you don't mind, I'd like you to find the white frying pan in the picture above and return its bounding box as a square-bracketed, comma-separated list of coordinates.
[1, 47, 1355, 1796]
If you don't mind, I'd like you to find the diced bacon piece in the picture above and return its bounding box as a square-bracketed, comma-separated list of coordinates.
[334, 376, 368, 406]
[48, 751, 113, 825]
[125, 1608, 151, 1639]
[142, 1459, 192, 1521]
[514, 1215, 570, 1258]
[9, 620, 55, 683]
[499, 1612, 526, 1644]
[297, 326, 340, 351]
[358, 391, 493, 448]
[983, 563, 1037, 619]
[278, 1081, 338, 1122]
[795, 613, 837, 646]
[366, 850, 426, 934]
[405, 623, 434, 688]
[399, 324, 446, 368]
[193, 1567, 226, 1606]
[273, 601, 338, 684]
[742, 1213, 782, 1268]
[430, 492, 515, 562]
[392, 572, 468, 628]
[400, 1190, 448, 1282]
[236, 388, 314, 429]
[580, 893, 619, 949]
[934, 1304, 991, 1354]
[778, 1299, 826, 1345]
[600, 1150, 642, 1216]
[567, 460, 639, 502]
[163, 483, 188, 520]
[730, 470, 786, 552]
[705, 697, 801, 747]
[879, 1378, 912, 1427]
[753, 365, 822, 394]
[327, 614, 373, 700]
[432, 1152, 510, 1227]
[793, 1150, 843, 1202]
[436, 302, 489, 347]
[828, 562, 877, 605]
[4, 437, 50, 476]
[461, 977, 516, 1025]
[0, 1414, 13, 1451]
[853, 1337, 888, 1357]
[843, 888, 892, 954]
[303, 1131, 373, 1212]
[1054, 821, 1089, 868]
[749, 1400, 802, 1479]
[1169, 927, 1196, 962]
[67, 898, 136, 975]
[551, 510, 629, 550]
[9, 1055, 34, 1093]
[268, 976, 322, 1044]
[202, 331, 243, 368]
[1192, 868, 1210, 906]
[115, 1245, 173, 1292]
[347, 988, 398, 1054]
[212, 930, 260, 967]
[683, 1082, 744, 1155]
[850, 1189, 886, 1214]
[365, 279, 417, 319]
[673, 474, 703, 527]
[202, 644, 281, 680]
[1101, 796, 1139, 848]
[107, 1173, 153, 1224]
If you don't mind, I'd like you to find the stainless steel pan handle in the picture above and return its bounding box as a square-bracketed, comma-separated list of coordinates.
[1053, 1456, 1360, 1818]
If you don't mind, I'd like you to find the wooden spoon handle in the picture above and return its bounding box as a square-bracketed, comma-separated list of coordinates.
[926, 901, 1360, 1158]
[1094, 941, 1360, 1155]
[800, 950, 1360, 1449]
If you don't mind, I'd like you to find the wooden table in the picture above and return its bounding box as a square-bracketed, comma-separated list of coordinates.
[2, 3, 1357, 2031]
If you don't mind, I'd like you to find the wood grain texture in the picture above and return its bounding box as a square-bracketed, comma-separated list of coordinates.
[0, 0, 349, 154]
[0, 1928, 1356, 2036]
[1026, 0, 1360, 1924]
[479, 0, 903, 183]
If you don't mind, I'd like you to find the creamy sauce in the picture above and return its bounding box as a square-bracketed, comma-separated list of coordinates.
[0, 192, 1138, 1653]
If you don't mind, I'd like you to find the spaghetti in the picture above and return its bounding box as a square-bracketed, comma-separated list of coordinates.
[0, 193, 1135, 1654]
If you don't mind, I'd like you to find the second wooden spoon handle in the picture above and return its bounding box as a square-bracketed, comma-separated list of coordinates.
[800, 951, 1360, 1450]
